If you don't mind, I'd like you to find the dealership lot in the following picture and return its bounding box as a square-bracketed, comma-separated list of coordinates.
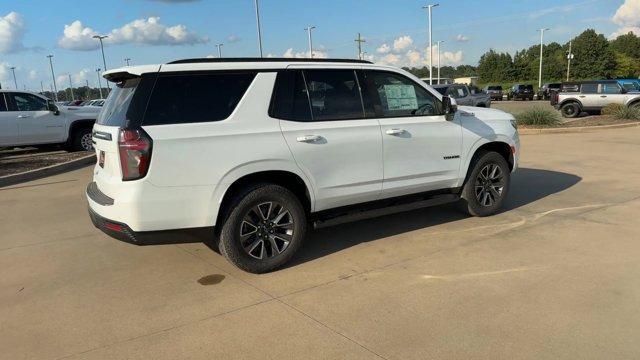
[2, 127, 640, 359]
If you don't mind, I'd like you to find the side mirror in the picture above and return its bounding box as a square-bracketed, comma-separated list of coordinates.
[47, 101, 60, 115]
[442, 96, 457, 120]
[620, 87, 627, 94]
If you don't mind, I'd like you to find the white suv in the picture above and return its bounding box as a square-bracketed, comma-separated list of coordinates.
[87, 58, 520, 273]
[0, 90, 98, 151]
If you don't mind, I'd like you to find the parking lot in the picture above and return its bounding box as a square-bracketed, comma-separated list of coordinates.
[2, 127, 640, 359]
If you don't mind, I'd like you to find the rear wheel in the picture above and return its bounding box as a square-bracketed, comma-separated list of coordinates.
[460, 151, 510, 217]
[560, 102, 580, 118]
[219, 184, 307, 273]
[71, 127, 93, 151]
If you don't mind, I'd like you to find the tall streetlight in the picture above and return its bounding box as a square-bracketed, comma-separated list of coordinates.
[124, 58, 131, 66]
[422, 4, 439, 85]
[93, 35, 109, 90]
[304, 25, 316, 58]
[46, 55, 58, 101]
[40, 81, 44, 93]
[96, 68, 104, 99]
[355, 33, 366, 60]
[85, 79, 90, 100]
[9, 66, 17, 89]
[537, 28, 549, 89]
[254, 0, 264, 57]
[436, 40, 444, 85]
[68, 74, 75, 101]
[215, 43, 224, 58]
[566, 40, 573, 81]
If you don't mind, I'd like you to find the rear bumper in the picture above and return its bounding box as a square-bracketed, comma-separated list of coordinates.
[86, 182, 214, 245]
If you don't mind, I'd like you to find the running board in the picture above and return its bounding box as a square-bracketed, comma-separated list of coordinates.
[313, 193, 460, 229]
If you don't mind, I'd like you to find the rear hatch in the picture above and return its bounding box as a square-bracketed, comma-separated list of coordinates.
[92, 77, 142, 198]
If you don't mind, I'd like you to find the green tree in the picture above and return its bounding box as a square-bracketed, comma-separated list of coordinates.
[610, 32, 640, 59]
[570, 29, 616, 79]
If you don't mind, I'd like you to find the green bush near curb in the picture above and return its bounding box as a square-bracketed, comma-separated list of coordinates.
[601, 103, 640, 120]
[515, 107, 562, 127]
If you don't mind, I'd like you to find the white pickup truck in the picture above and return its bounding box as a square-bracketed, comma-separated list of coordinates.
[0, 90, 99, 151]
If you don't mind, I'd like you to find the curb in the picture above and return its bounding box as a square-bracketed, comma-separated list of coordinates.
[519, 121, 640, 135]
[0, 154, 96, 188]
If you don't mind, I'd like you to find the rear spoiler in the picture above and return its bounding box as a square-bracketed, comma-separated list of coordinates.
[103, 65, 161, 83]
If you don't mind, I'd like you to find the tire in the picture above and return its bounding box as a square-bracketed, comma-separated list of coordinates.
[218, 184, 307, 273]
[560, 102, 580, 118]
[460, 151, 510, 217]
[630, 102, 640, 109]
[71, 127, 93, 151]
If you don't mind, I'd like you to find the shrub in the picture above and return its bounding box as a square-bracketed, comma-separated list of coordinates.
[601, 103, 640, 120]
[515, 107, 562, 127]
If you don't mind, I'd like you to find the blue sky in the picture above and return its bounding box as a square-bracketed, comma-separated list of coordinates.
[0, 0, 635, 91]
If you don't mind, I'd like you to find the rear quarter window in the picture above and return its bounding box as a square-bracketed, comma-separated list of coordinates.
[143, 72, 257, 126]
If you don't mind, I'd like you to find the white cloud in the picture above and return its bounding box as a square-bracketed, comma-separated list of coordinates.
[283, 48, 328, 59]
[0, 12, 26, 54]
[28, 70, 37, 80]
[376, 43, 390, 54]
[55, 68, 93, 88]
[227, 34, 241, 43]
[377, 53, 400, 65]
[441, 50, 464, 65]
[361, 53, 375, 62]
[455, 34, 469, 42]
[405, 49, 423, 67]
[58, 17, 208, 50]
[374, 46, 464, 68]
[393, 35, 413, 52]
[611, 0, 640, 37]
[0, 62, 9, 82]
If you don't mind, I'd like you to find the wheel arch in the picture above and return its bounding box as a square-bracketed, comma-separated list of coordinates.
[67, 119, 95, 140]
[558, 98, 582, 109]
[212, 167, 314, 229]
[461, 140, 514, 186]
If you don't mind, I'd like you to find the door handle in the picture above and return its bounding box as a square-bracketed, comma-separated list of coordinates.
[600, 95, 607, 98]
[579, 95, 586, 98]
[17, 115, 31, 118]
[296, 135, 322, 143]
[385, 128, 406, 135]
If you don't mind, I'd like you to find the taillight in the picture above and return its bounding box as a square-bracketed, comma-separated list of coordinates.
[118, 128, 152, 181]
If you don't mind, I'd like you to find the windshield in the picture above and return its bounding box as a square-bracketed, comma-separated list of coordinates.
[621, 81, 640, 91]
[434, 87, 447, 95]
[96, 78, 140, 126]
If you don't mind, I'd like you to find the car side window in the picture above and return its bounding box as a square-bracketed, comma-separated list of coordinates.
[143, 72, 256, 125]
[303, 70, 364, 121]
[9, 92, 48, 111]
[358, 70, 441, 117]
[600, 83, 621, 94]
[580, 84, 598, 94]
[270, 70, 312, 121]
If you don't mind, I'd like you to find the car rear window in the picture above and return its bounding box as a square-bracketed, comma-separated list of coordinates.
[487, 86, 502, 91]
[97, 78, 140, 126]
[143, 72, 256, 126]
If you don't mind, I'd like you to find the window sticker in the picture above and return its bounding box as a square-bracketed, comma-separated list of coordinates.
[383, 84, 418, 110]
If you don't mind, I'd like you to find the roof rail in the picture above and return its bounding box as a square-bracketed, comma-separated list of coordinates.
[167, 57, 373, 65]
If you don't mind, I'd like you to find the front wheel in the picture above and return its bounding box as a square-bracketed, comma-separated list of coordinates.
[460, 151, 510, 217]
[219, 184, 307, 273]
[560, 102, 580, 118]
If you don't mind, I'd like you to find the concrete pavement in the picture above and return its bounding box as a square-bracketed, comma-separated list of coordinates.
[1, 127, 639, 359]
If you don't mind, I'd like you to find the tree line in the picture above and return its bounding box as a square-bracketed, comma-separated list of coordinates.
[405, 29, 640, 85]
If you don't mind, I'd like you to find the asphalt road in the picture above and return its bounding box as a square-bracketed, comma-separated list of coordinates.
[2, 127, 640, 359]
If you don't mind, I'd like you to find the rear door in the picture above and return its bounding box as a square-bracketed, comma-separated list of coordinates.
[275, 68, 383, 211]
[578, 83, 599, 110]
[0, 93, 18, 146]
[358, 70, 462, 198]
[598, 82, 627, 107]
[7, 92, 65, 145]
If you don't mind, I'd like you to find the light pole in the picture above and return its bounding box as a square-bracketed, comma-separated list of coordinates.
[96, 68, 104, 99]
[85, 79, 90, 100]
[46, 55, 58, 101]
[537, 28, 549, 89]
[215, 43, 224, 58]
[304, 25, 316, 58]
[124, 58, 131, 66]
[422, 4, 439, 85]
[436, 40, 444, 84]
[93, 35, 109, 90]
[566, 40, 573, 81]
[355, 33, 366, 60]
[254, 0, 264, 57]
[9, 66, 17, 89]
[40, 81, 44, 93]
[68, 74, 75, 100]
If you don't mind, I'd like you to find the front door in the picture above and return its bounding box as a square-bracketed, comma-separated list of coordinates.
[274, 69, 383, 211]
[358, 70, 462, 199]
[8, 92, 65, 145]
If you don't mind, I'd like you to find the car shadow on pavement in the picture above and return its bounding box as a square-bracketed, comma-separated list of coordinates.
[284, 167, 581, 268]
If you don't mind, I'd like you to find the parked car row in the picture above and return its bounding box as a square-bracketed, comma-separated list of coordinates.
[551, 79, 640, 118]
[55, 99, 106, 107]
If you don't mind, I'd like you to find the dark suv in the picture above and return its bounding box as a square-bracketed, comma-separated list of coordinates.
[507, 84, 534, 101]
[538, 83, 561, 100]
[484, 85, 503, 101]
